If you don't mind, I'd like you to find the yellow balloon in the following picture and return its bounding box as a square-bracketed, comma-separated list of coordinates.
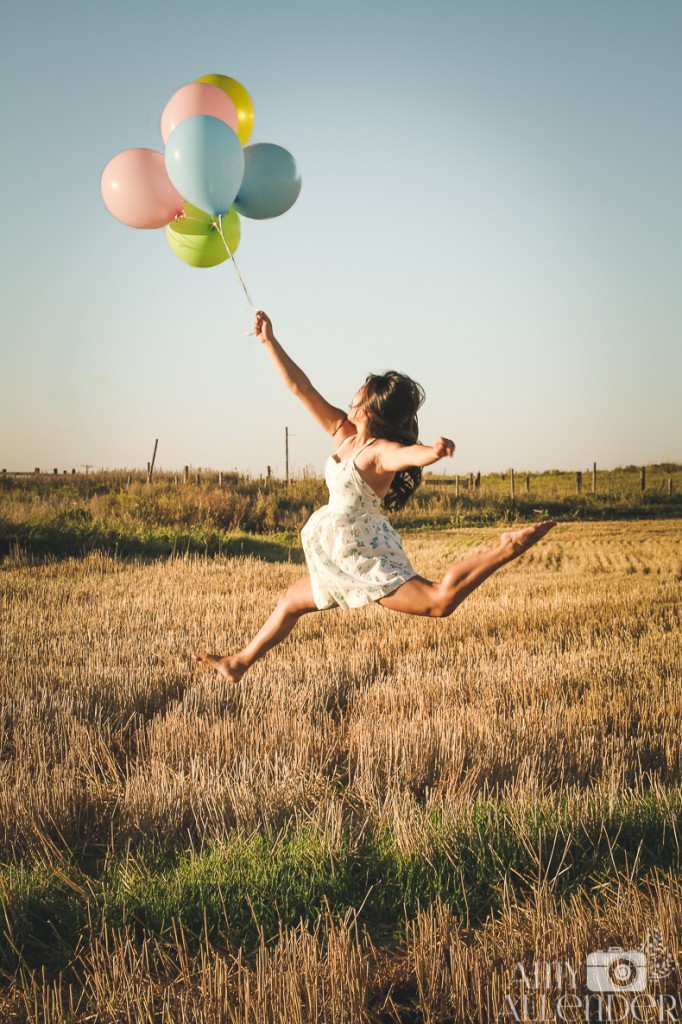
[166, 203, 240, 268]
[195, 74, 254, 145]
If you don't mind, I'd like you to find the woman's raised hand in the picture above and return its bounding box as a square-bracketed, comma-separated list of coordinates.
[254, 310, 275, 344]
[433, 437, 455, 459]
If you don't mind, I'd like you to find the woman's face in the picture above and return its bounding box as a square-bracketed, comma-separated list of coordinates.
[347, 386, 368, 426]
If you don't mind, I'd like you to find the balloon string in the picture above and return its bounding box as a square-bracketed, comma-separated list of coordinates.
[214, 215, 255, 310]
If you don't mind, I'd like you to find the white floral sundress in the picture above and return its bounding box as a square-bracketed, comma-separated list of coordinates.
[300, 436, 418, 610]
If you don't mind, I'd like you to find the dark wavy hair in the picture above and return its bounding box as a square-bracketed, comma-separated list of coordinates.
[361, 371, 426, 511]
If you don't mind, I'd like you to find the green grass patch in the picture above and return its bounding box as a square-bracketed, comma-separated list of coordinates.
[0, 516, 302, 563]
[2, 787, 680, 975]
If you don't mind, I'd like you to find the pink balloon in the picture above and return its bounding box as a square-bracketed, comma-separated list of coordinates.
[160, 83, 239, 145]
[101, 148, 184, 229]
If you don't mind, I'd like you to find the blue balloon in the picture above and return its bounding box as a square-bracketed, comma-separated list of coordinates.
[233, 143, 301, 220]
[165, 115, 244, 217]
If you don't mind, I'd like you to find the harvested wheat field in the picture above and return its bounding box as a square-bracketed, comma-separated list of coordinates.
[1, 519, 681, 1022]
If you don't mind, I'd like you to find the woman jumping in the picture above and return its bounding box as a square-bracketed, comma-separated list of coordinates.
[195, 311, 556, 682]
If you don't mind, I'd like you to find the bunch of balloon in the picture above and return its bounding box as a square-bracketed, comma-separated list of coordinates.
[100, 73, 302, 287]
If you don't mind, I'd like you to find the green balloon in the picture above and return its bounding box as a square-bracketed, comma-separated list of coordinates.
[166, 203, 241, 268]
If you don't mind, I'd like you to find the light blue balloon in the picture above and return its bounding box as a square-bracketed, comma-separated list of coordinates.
[165, 115, 244, 217]
[233, 143, 302, 220]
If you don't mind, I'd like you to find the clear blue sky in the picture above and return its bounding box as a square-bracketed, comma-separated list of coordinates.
[1, 0, 680, 476]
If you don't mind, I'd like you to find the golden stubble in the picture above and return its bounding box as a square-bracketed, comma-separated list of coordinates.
[1, 520, 681, 1021]
[1, 520, 680, 856]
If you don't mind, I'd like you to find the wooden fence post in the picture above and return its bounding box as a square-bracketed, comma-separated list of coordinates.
[218, 471, 223, 487]
[576, 471, 582, 495]
[592, 462, 597, 496]
[468, 472, 473, 489]
[147, 439, 158, 484]
[455, 475, 459, 498]
[510, 468, 515, 501]
[525, 473, 530, 494]
[640, 467, 646, 495]
[668, 478, 674, 497]
[183, 466, 189, 485]
[475, 471, 481, 489]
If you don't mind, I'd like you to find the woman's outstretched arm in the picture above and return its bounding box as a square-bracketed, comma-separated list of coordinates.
[255, 311, 349, 437]
[378, 437, 456, 472]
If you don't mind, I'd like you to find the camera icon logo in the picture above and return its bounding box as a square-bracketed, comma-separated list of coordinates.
[586, 948, 647, 992]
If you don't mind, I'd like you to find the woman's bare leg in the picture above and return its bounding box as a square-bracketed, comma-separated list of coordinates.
[194, 521, 557, 680]
[194, 575, 325, 682]
[378, 520, 557, 617]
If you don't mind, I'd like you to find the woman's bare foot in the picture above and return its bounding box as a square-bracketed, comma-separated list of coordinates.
[500, 519, 557, 556]
[193, 653, 248, 683]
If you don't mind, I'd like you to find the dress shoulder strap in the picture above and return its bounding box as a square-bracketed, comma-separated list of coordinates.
[352, 437, 377, 463]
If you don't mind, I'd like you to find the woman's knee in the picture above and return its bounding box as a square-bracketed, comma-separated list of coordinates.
[430, 590, 457, 618]
[277, 583, 313, 617]
[276, 587, 295, 612]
